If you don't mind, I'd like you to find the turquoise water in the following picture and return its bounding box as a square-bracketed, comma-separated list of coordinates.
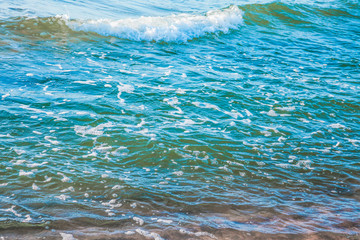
[0, 0, 359, 239]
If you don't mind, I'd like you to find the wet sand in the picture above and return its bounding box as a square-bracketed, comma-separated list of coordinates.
[1, 226, 359, 240]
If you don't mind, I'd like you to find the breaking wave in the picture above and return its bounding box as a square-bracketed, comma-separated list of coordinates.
[66, 5, 243, 42]
[3, 1, 357, 43]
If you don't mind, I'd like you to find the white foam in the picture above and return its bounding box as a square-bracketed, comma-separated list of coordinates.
[32, 183, 40, 190]
[112, 185, 124, 190]
[44, 136, 60, 145]
[74, 123, 113, 137]
[224, 110, 243, 119]
[14, 160, 26, 165]
[164, 97, 179, 106]
[136, 119, 146, 128]
[57, 172, 72, 183]
[111, 146, 129, 156]
[4, 206, 22, 217]
[94, 144, 112, 152]
[66, 6, 243, 42]
[14, 149, 26, 155]
[164, 97, 183, 114]
[73, 80, 96, 85]
[1, 93, 10, 100]
[55, 194, 70, 201]
[22, 214, 32, 223]
[60, 186, 75, 193]
[192, 101, 221, 111]
[240, 119, 251, 124]
[267, 109, 277, 117]
[60, 233, 77, 240]
[135, 229, 163, 240]
[173, 171, 184, 176]
[102, 199, 122, 209]
[329, 123, 346, 129]
[20, 104, 54, 115]
[177, 119, 197, 126]
[27, 162, 48, 168]
[295, 160, 313, 169]
[135, 128, 156, 138]
[179, 229, 215, 239]
[157, 218, 173, 224]
[117, 83, 134, 103]
[244, 109, 253, 117]
[19, 170, 34, 176]
[133, 216, 144, 226]
[346, 138, 359, 146]
[44, 176, 52, 182]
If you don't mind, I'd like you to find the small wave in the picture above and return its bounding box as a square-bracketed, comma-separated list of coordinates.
[66, 5, 243, 42]
[3, 1, 355, 43]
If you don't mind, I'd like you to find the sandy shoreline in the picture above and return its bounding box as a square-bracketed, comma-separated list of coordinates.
[1, 227, 359, 240]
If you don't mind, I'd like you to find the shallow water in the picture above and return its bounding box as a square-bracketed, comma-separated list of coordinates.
[0, 0, 359, 239]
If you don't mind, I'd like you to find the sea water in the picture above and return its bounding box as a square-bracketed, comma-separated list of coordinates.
[0, 0, 359, 239]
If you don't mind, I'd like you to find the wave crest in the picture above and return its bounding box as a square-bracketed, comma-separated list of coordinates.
[66, 5, 243, 42]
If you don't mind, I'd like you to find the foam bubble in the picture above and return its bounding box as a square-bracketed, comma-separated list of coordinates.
[55, 194, 70, 201]
[157, 219, 173, 224]
[192, 101, 221, 111]
[173, 171, 184, 176]
[44, 136, 60, 145]
[74, 123, 113, 137]
[267, 109, 277, 117]
[57, 172, 72, 183]
[19, 170, 34, 176]
[32, 183, 40, 190]
[117, 83, 134, 103]
[60, 233, 77, 240]
[133, 216, 145, 226]
[329, 123, 346, 129]
[4, 206, 22, 217]
[22, 214, 32, 223]
[1, 93, 10, 100]
[67, 6, 243, 42]
[135, 229, 163, 240]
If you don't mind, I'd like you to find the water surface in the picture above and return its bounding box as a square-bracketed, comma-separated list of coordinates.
[0, 0, 359, 239]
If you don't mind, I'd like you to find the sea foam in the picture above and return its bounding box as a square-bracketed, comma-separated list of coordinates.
[66, 6, 243, 42]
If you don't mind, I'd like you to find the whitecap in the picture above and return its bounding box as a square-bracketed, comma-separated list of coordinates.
[66, 6, 243, 42]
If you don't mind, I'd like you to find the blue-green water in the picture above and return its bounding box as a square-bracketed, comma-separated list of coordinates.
[0, 0, 359, 239]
